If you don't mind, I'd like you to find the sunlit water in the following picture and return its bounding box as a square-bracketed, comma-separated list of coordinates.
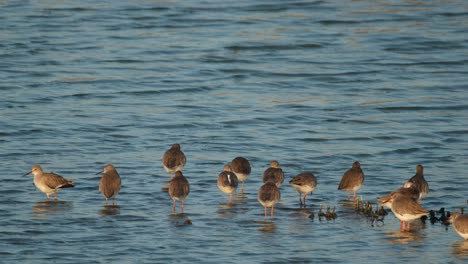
[1, 0, 468, 263]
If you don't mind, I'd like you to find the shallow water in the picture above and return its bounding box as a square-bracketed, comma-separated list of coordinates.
[1, 0, 468, 263]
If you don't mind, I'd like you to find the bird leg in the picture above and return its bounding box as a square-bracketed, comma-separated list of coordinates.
[399, 221, 411, 231]
[172, 200, 177, 212]
[303, 194, 308, 207]
[271, 206, 275, 218]
[264, 207, 267, 218]
[347, 191, 351, 201]
[353, 191, 357, 201]
[53, 193, 58, 201]
[228, 194, 232, 205]
[181, 201, 185, 214]
[46, 194, 50, 201]
[241, 182, 245, 193]
[299, 194, 303, 206]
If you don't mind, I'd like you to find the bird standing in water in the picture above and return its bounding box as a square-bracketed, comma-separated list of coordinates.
[258, 181, 281, 218]
[387, 191, 429, 231]
[97, 164, 121, 205]
[377, 182, 420, 209]
[217, 164, 238, 205]
[162, 143, 187, 177]
[338, 161, 365, 201]
[24, 165, 74, 201]
[448, 212, 468, 240]
[168, 171, 190, 213]
[262, 160, 284, 187]
[406, 164, 429, 201]
[231, 157, 251, 193]
[289, 172, 317, 207]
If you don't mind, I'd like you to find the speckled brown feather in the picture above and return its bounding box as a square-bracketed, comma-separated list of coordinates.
[258, 182, 281, 204]
[162, 144, 186, 173]
[168, 171, 190, 201]
[407, 164, 429, 200]
[338, 161, 364, 191]
[454, 216, 468, 234]
[450, 213, 468, 239]
[377, 184, 420, 207]
[217, 171, 239, 191]
[391, 193, 429, 216]
[43, 172, 74, 189]
[99, 165, 121, 199]
[262, 160, 284, 187]
[231, 157, 251, 175]
[289, 172, 317, 190]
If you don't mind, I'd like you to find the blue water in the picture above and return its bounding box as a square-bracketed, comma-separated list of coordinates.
[1, 0, 468, 263]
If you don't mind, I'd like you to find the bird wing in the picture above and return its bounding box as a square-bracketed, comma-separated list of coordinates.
[169, 177, 190, 198]
[44, 172, 74, 189]
[163, 149, 186, 168]
[338, 168, 363, 190]
[290, 173, 317, 188]
[454, 216, 468, 234]
[259, 183, 281, 201]
[263, 168, 284, 184]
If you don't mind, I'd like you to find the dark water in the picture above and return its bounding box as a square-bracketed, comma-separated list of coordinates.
[1, 0, 468, 263]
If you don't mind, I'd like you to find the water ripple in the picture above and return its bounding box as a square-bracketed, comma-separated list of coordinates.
[1, 0, 468, 263]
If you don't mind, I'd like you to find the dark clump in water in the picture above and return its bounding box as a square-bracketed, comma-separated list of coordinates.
[354, 198, 387, 226]
[315, 204, 338, 221]
[424, 207, 457, 227]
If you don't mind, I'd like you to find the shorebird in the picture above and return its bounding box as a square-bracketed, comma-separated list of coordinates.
[377, 182, 420, 209]
[257, 181, 281, 218]
[448, 212, 468, 240]
[231, 157, 251, 192]
[289, 172, 317, 207]
[217, 164, 238, 204]
[406, 164, 429, 200]
[162, 143, 186, 177]
[338, 161, 365, 201]
[388, 191, 429, 231]
[168, 171, 190, 213]
[262, 160, 284, 187]
[97, 164, 121, 205]
[24, 165, 74, 201]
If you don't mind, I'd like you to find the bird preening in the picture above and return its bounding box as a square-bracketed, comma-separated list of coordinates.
[217, 164, 239, 205]
[230, 156, 251, 193]
[162, 143, 187, 177]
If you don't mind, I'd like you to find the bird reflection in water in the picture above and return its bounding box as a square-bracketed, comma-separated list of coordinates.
[100, 205, 120, 217]
[386, 230, 425, 245]
[234, 192, 249, 202]
[258, 220, 277, 234]
[452, 241, 468, 258]
[216, 202, 239, 218]
[32, 201, 73, 219]
[168, 212, 192, 226]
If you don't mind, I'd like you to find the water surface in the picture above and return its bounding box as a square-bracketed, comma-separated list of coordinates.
[1, 0, 468, 263]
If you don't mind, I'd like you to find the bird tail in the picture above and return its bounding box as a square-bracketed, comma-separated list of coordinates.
[62, 180, 74, 188]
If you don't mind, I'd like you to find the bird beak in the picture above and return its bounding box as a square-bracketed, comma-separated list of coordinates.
[96, 170, 104, 175]
[23, 171, 32, 176]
